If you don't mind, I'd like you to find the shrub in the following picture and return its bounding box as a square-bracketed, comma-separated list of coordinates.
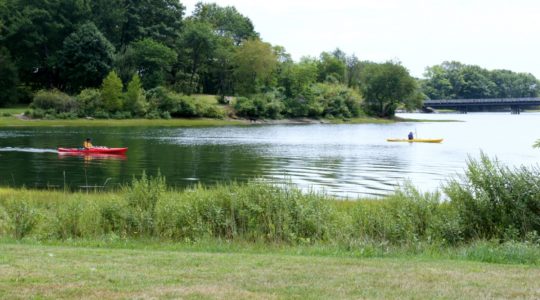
[76, 88, 103, 116]
[349, 183, 445, 245]
[31, 90, 77, 113]
[155, 182, 337, 243]
[444, 153, 540, 241]
[4, 200, 40, 239]
[234, 91, 285, 119]
[124, 171, 166, 236]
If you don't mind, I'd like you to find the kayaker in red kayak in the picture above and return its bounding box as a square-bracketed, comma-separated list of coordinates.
[83, 138, 93, 149]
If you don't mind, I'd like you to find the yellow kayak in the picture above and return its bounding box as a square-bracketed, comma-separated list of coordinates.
[387, 138, 443, 143]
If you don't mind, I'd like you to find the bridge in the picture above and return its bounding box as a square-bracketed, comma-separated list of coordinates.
[423, 97, 540, 114]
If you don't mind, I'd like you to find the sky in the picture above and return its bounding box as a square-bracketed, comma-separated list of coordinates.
[181, 0, 540, 79]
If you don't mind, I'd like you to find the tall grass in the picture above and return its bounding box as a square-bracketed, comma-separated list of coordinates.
[0, 154, 538, 259]
[445, 152, 540, 241]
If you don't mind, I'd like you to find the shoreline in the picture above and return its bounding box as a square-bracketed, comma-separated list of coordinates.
[0, 112, 458, 127]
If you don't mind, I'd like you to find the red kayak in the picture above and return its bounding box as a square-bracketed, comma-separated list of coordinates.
[57, 147, 128, 154]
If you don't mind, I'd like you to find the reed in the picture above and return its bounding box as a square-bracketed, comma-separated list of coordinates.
[0, 154, 538, 265]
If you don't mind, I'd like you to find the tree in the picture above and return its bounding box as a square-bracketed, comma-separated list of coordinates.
[279, 57, 318, 98]
[59, 22, 115, 93]
[179, 20, 216, 93]
[192, 2, 258, 45]
[118, 0, 184, 50]
[89, 0, 126, 49]
[232, 38, 278, 95]
[101, 70, 123, 112]
[317, 51, 346, 83]
[117, 38, 177, 89]
[361, 62, 417, 117]
[421, 61, 539, 100]
[124, 73, 147, 116]
[0, 47, 19, 106]
[0, 0, 91, 88]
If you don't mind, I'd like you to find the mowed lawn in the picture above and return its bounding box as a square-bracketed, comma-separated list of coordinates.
[0, 243, 538, 299]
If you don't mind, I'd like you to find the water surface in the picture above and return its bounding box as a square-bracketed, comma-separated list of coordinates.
[0, 113, 538, 197]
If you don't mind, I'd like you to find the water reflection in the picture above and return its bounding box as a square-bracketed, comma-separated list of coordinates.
[0, 113, 539, 197]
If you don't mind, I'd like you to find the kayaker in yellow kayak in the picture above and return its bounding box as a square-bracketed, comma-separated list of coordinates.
[408, 131, 414, 140]
[83, 138, 93, 149]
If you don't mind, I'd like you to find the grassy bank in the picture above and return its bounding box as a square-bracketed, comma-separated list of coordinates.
[1, 155, 539, 298]
[0, 155, 539, 264]
[1, 242, 538, 299]
[0, 106, 455, 127]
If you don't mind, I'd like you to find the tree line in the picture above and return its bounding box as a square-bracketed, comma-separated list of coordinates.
[421, 61, 539, 100]
[1, 1, 538, 119]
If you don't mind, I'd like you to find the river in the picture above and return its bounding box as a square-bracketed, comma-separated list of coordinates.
[0, 113, 538, 198]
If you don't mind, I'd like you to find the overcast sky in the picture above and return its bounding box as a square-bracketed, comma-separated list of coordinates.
[181, 0, 540, 78]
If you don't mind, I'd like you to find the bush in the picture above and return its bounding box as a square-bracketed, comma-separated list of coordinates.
[348, 183, 447, 245]
[76, 88, 103, 116]
[146, 86, 225, 118]
[234, 91, 285, 119]
[310, 83, 362, 118]
[155, 182, 337, 242]
[31, 90, 77, 113]
[444, 153, 540, 241]
[124, 172, 166, 236]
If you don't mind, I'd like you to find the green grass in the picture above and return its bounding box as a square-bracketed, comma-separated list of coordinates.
[0, 106, 26, 116]
[1, 98, 458, 127]
[0, 241, 538, 299]
[0, 117, 246, 127]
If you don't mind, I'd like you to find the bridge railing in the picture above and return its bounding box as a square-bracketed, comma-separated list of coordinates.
[424, 97, 540, 104]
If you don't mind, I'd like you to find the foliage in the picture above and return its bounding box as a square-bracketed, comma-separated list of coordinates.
[117, 38, 177, 89]
[146, 86, 225, 118]
[1, 0, 538, 118]
[309, 83, 362, 118]
[234, 91, 285, 119]
[30, 90, 77, 114]
[444, 153, 540, 240]
[192, 2, 258, 45]
[317, 51, 346, 83]
[59, 22, 114, 93]
[422, 61, 540, 99]
[233, 38, 278, 95]
[75, 88, 103, 117]
[0, 0, 91, 88]
[1, 155, 540, 248]
[124, 74, 148, 116]
[179, 20, 217, 93]
[101, 70, 123, 112]
[0, 47, 18, 106]
[279, 57, 318, 99]
[361, 62, 417, 117]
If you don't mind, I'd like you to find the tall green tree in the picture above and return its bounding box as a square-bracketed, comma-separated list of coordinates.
[179, 20, 216, 93]
[124, 73, 147, 116]
[101, 70, 123, 112]
[232, 38, 278, 95]
[422, 61, 539, 100]
[89, 0, 126, 49]
[59, 22, 115, 93]
[317, 51, 346, 83]
[118, 0, 184, 50]
[192, 2, 258, 45]
[116, 38, 177, 89]
[0, 47, 19, 106]
[0, 0, 91, 88]
[279, 57, 318, 98]
[361, 62, 417, 117]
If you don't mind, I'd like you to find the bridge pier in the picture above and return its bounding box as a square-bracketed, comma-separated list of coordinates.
[510, 106, 521, 114]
